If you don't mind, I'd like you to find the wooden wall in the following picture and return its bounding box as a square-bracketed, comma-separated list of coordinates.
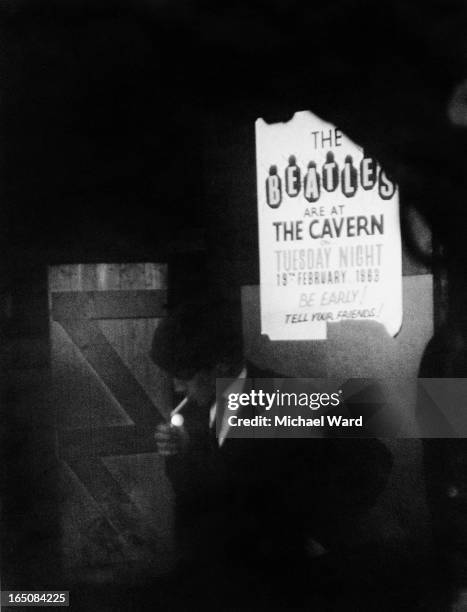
[242, 274, 434, 563]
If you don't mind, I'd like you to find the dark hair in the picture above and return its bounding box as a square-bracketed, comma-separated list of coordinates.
[150, 298, 243, 378]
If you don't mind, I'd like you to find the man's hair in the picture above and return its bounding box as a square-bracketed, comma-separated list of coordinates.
[150, 297, 243, 378]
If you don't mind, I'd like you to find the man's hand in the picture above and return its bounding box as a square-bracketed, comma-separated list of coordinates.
[154, 422, 189, 456]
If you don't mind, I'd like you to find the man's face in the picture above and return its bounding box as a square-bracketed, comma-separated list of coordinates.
[173, 367, 217, 407]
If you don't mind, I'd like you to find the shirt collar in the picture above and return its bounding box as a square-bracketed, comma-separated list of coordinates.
[222, 366, 247, 397]
[209, 367, 248, 438]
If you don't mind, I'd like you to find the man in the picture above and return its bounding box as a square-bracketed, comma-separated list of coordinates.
[151, 297, 392, 607]
[152, 299, 286, 573]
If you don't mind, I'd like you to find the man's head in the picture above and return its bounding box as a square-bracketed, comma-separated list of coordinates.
[150, 297, 244, 406]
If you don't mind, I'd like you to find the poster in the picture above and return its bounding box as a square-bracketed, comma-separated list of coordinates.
[256, 110, 403, 340]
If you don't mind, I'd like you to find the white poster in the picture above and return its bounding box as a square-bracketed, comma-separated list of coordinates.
[256, 110, 402, 340]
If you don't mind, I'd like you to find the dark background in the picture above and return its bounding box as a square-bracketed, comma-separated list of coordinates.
[2, 0, 467, 272]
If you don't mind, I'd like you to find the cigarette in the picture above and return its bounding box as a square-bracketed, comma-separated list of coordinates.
[171, 396, 188, 417]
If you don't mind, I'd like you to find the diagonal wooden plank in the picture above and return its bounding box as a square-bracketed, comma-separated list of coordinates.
[58, 318, 164, 427]
[68, 457, 161, 564]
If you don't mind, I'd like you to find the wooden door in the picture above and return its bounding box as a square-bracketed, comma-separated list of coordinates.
[49, 263, 174, 582]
